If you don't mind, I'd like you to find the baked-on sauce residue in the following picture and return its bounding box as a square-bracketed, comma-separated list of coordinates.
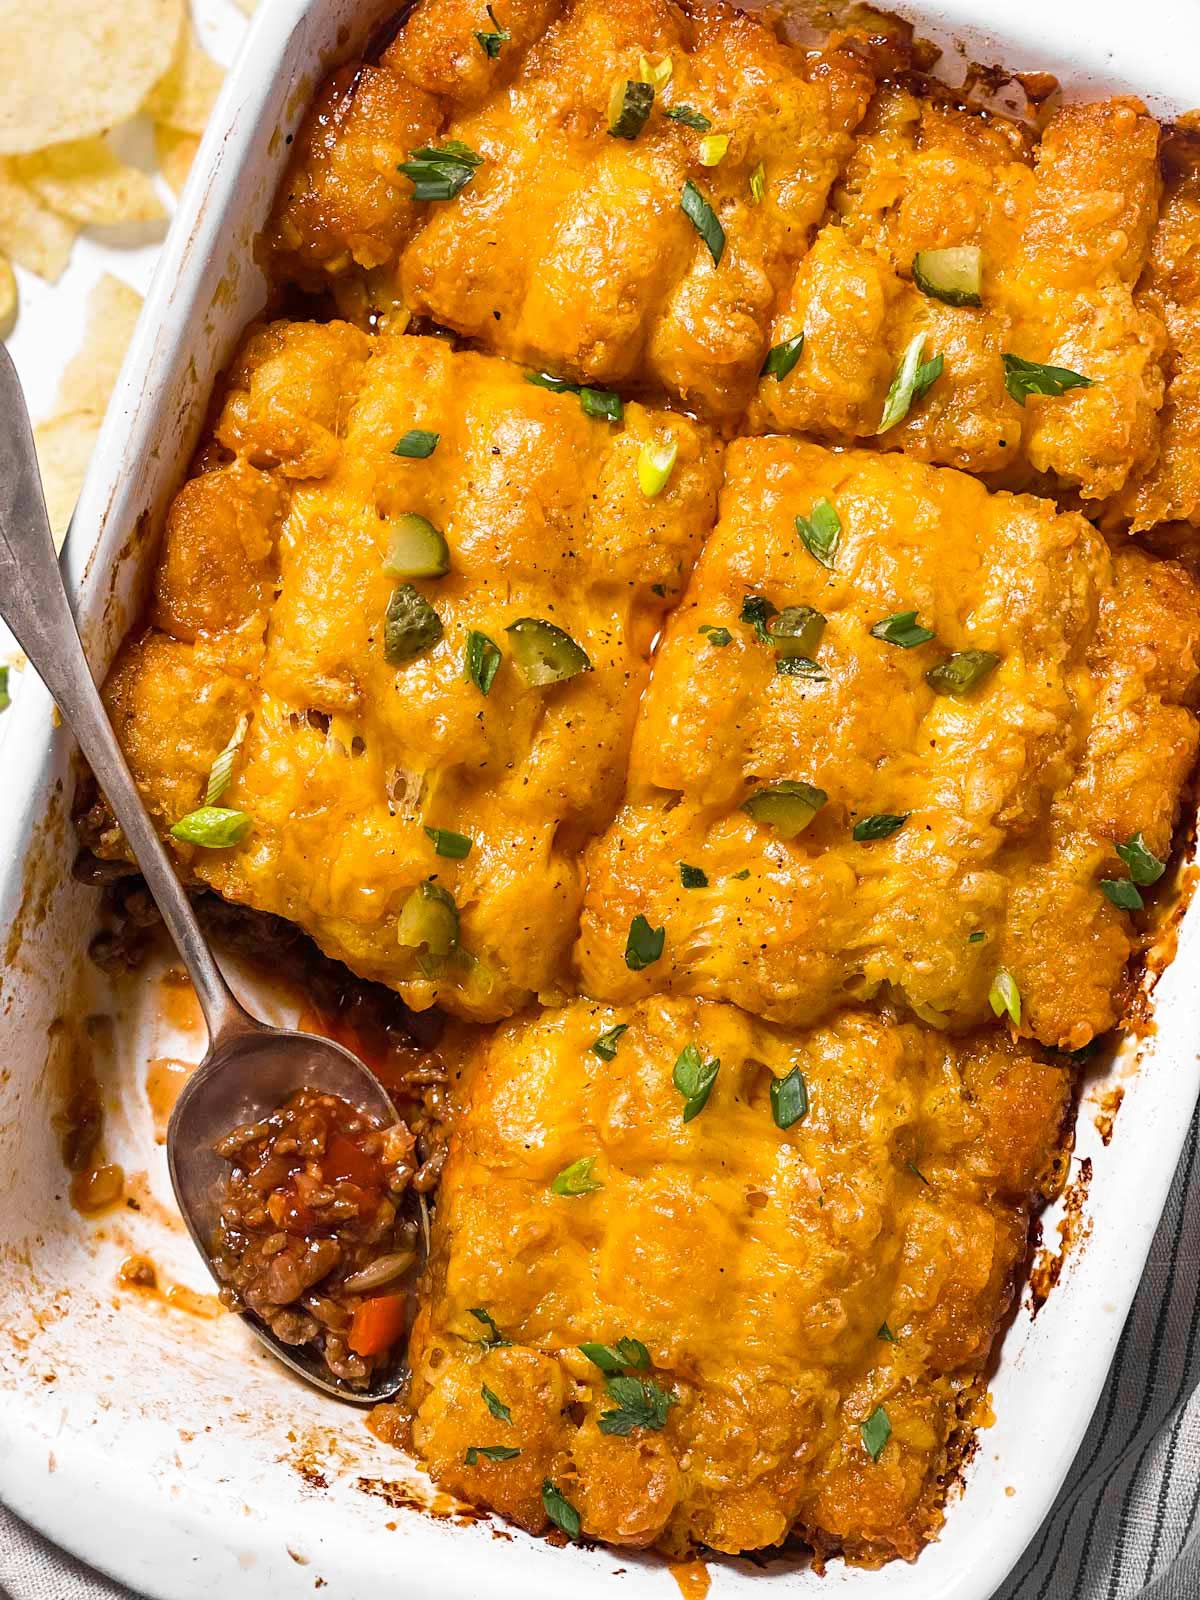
[1029, 1157, 1095, 1314]
[669, 1559, 711, 1600]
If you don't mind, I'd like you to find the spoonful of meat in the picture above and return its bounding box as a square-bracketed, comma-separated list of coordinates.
[0, 345, 418, 1403]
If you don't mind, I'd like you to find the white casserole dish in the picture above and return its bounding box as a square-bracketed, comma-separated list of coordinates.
[1, 1, 1198, 1595]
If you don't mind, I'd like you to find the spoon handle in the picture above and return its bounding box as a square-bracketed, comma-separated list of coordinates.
[0, 345, 257, 1048]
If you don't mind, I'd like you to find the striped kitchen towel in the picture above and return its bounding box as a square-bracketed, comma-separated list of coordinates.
[3, 1105, 1200, 1600]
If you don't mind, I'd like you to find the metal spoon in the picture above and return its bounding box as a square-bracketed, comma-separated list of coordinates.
[0, 345, 411, 1403]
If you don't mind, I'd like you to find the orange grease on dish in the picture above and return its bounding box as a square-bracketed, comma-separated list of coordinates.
[145, 1057, 195, 1143]
[669, 1560, 711, 1600]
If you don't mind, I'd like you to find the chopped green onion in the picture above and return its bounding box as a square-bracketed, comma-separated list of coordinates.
[1003, 353, 1095, 405]
[398, 141, 483, 202]
[1117, 833, 1166, 885]
[638, 437, 678, 497]
[392, 429, 440, 459]
[525, 370, 578, 392]
[665, 104, 710, 131]
[770, 1067, 808, 1130]
[608, 79, 654, 141]
[384, 584, 443, 663]
[598, 1374, 677, 1435]
[474, 3, 509, 56]
[680, 862, 708, 888]
[505, 617, 591, 685]
[740, 594, 777, 643]
[673, 1042, 719, 1122]
[761, 333, 804, 381]
[464, 630, 502, 695]
[775, 657, 827, 680]
[861, 1405, 891, 1461]
[0, 665, 8, 712]
[383, 513, 450, 579]
[638, 53, 672, 88]
[853, 813, 909, 842]
[591, 1022, 628, 1061]
[878, 333, 944, 432]
[465, 1445, 520, 1464]
[170, 806, 252, 849]
[1101, 878, 1143, 912]
[204, 713, 249, 805]
[730, 868, 750, 880]
[397, 879, 459, 961]
[870, 610, 935, 649]
[925, 649, 1000, 697]
[580, 1337, 650, 1374]
[770, 604, 825, 659]
[542, 1480, 581, 1541]
[579, 386, 624, 423]
[681, 179, 724, 266]
[912, 246, 982, 307]
[551, 1156, 603, 1196]
[699, 133, 729, 167]
[749, 162, 765, 204]
[878, 1322, 896, 1342]
[699, 624, 732, 647]
[907, 1160, 930, 1186]
[424, 826, 472, 859]
[625, 914, 664, 970]
[989, 967, 1021, 1027]
[481, 1384, 511, 1423]
[968, 930, 986, 944]
[468, 1307, 509, 1347]
[742, 781, 827, 839]
[796, 496, 841, 569]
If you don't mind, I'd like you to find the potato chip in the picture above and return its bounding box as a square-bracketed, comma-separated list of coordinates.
[34, 409, 100, 550]
[12, 138, 164, 227]
[0, 162, 76, 280]
[154, 124, 200, 198]
[0, 0, 184, 155]
[0, 253, 15, 336]
[143, 20, 224, 135]
[55, 274, 144, 416]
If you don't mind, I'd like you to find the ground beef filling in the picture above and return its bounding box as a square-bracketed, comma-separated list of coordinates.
[211, 1088, 420, 1389]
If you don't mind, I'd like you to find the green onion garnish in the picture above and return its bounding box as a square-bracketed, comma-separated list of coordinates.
[749, 162, 765, 204]
[551, 1156, 603, 1196]
[392, 429, 439, 458]
[770, 1067, 808, 1130]
[761, 333, 804, 381]
[1003, 353, 1095, 405]
[770, 605, 825, 659]
[170, 807, 252, 849]
[672, 1042, 719, 1122]
[989, 967, 1021, 1026]
[424, 826, 472, 859]
[665, 105, 711, 131]
[0, 665, 9, 713]
[699, 133, 729, 167]
[524, 370, 578, 392]
[625, 914, 664, 970]
[204, 714, 249, 805]
[796, 496, 841, 569]
[481, 1384, 511, 1422]
[398, 141, 483, 202]
[853, 813, 909, 842]
[474, 3, 509, 56]
[870, 610, 936, 649]
[638, 437, 678, 497]
[681, 179, 724, 266]
[579, 386, 623, 423]
[878, 332, 943, 432]
[775, 657, 827, 679]
[591, 1022, 628, 1061]
[925, 649, 1000, 696]
[861, 1405, 891, 1461]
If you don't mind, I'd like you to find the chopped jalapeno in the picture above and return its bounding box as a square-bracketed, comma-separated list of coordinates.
[769, 605, 825, 659]
[505, 617, 591, 686]
[681, 179, 724, 266]
[384, 584, 443, 663]
[742, 780, 827, 840]
[608, 79, 654, 140]
[679, 862, 708, 887]
[397, 879, 459, 960]
[912, 246, 983, 307]
[1003, 353, 1095, 405]
[925, 649, 1000, 696]
[638, 437, 678, 497]
[383, 513, 450, 579]
[761, 333, 804, 381]
[740, 594, 777, 643]
[171, 806, 252, 849]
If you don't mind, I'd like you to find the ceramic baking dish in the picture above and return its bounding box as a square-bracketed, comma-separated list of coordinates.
[2, 1, 1199, 1595]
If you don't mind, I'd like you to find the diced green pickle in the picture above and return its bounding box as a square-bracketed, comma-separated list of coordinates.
[608, 79, 654, 140]
[384, 514, 450, 579]
[741, 781, 827, 839]
[505, 618, 591, 686]
[769, 605, 826, 659]
[912, 246, 983, 307]
[397, 879, 459, 960]
[384, 584, 443, 663]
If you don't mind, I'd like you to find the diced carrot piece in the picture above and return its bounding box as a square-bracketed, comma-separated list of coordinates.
[348, 1293, 407, 1356]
